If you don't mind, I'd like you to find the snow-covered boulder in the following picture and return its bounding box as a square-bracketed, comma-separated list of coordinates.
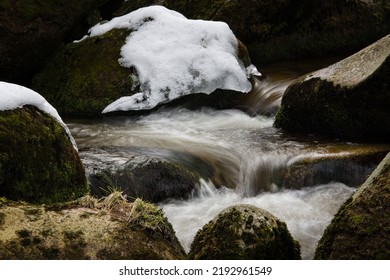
[114, 0, 390, 64]
[274, 34, 390, 140]
[0, 82, 88, 204]
[33, 6, 259, 116]
[189, 204, 301, 260]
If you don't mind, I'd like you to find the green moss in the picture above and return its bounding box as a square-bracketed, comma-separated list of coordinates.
[189, 205, 301, 260]
[0, 106, 88, 204]
[33, 28, 135, 117]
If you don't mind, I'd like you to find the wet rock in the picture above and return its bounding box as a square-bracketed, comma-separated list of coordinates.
[274, 34, 390, 140]
[114, 0, 390, 64]
[0, 0, 110, 84]
[283, 148, 389, 189]
[89, 156, 199, 203]
[0, 106, 88, 204]
[314, 152, 390, 259]
[188, 204, 301, 260]
[0, 195, 185, 259]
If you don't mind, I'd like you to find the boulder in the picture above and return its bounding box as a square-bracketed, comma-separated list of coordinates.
[113, 0, 390, 64]
[274, 34, 390, 140]
[188, 204, 301, 259]
[0, 106, 88, 204]
[0, 0, 110, 84]
[0, 195, 185, 259]
[32, 6, 256, 117]
[89, 156, 199, 203]
[314, 152, 390, 259]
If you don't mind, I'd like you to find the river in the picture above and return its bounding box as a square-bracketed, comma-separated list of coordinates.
[66, 57, 389, 259]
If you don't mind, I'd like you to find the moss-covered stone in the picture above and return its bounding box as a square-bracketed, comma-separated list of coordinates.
[0, 0, 110, 84]
[32, 13, 254, 117]
[188, 204, 301, 260]
[314, 152, 390, 259]
[274, 34, 390, 141]
[0, 195, 185, 260]
[33, 28, 135, 117]
[89, 156, 199, 203]
[0, 106, 88, 204]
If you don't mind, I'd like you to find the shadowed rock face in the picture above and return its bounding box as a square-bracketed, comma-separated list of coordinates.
[314, 152, 390, 260]
[113, 0, 390, 63]
[188, 204, 301, 260]
[0, 106, 88, 204]
[0, 196, 185, 259]
[0, 0, 109, 84]
[274, 34, 390, 141]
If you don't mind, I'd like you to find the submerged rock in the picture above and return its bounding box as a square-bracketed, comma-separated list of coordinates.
[0, 195, 185, 259]
[314, 152, 390, 259]
[89, 156, 199, 203]
[188, 204, 301, 260]
[274, 34, 390, 140]
[0, 106, 88, 204]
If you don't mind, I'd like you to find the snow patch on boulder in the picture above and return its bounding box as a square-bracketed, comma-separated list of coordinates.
[78, 6, 259, 112]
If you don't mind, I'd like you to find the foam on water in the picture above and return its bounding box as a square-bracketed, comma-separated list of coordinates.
[161, 181, 355, 260]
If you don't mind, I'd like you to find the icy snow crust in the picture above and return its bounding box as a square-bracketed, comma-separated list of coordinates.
[0, 82, 78, 150]
[81, 6, 256, 112]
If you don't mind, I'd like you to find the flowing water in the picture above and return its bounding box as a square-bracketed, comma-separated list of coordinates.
[66, 57, 389, 259]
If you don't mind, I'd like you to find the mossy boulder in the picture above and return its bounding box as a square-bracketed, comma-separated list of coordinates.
[0, 106, 88, 204]
[274, 34, 390, 141]
[0, 195, 185, 259]
[89, 156, 199, 203]
[188, 204, 301, 260]
[0, 0, 110, 84]
[33, 28, 135, 117]
[314, 151, 390, 259]
[33, 16, 253, 117]
[114, 0, 390, 64]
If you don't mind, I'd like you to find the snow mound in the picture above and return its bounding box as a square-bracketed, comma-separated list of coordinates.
[78, 5, 260, 112]
[0, 82, 77, 150]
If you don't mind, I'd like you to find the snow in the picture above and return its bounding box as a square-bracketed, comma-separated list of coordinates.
[78, 5, 260, 112]
[0, 82, 78, 150]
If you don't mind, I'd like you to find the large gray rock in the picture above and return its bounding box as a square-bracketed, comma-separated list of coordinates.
[314, 152, 390, 259]
[274, 34, 390, 140]
[188, 204, 301, 260]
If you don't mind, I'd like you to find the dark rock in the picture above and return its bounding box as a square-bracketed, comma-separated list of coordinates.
[0, 0, 110, 84]
[314, 152, 390, 259]
[33, 28, 134, 117]
[274, 34, 390, 141]
[188, 204, 301, 260]
[0, 196, 185, 259]
[113, 0, 390, 64]
[89, 156, 199, 203]
[0, 106, 88, 204]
